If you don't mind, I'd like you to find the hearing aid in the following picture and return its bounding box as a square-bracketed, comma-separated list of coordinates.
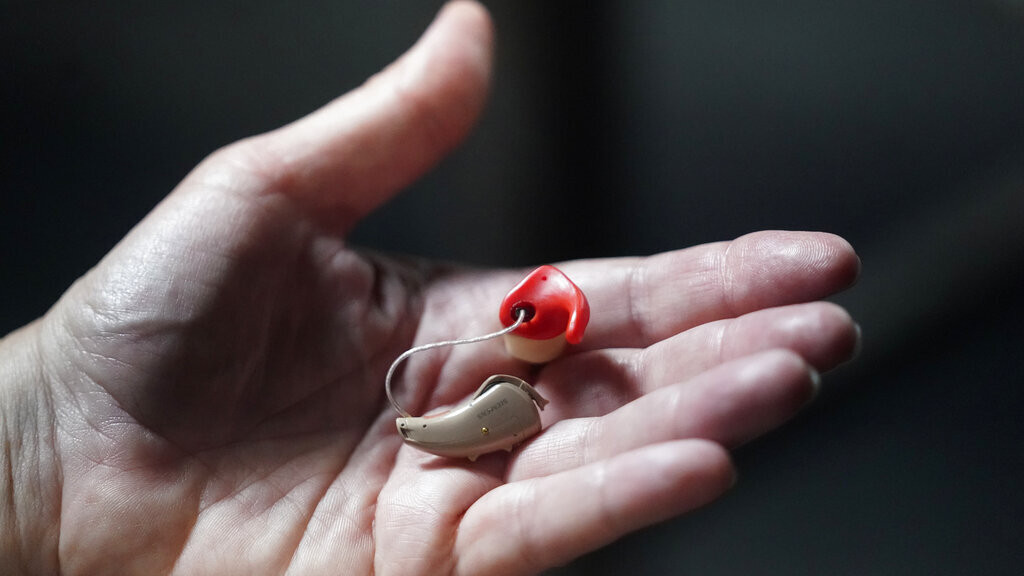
[499, 264, 590, 363]
[396, 374, 548, 461]
[385, 265, 590, 461]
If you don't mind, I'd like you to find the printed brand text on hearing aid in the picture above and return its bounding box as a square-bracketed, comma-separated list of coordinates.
[385, 265, 590, 461]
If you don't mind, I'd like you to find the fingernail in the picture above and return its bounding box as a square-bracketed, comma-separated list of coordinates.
[808, 365, 822, 398]
[851, 322, 863, 359]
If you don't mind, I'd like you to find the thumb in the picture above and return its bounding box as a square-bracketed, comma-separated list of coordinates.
[188, 0, 494, 233]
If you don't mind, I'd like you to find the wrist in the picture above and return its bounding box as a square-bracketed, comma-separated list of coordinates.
[1, 322, 62, 574]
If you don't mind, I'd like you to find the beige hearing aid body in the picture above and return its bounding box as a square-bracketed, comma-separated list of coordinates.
[396, 375, 548, 461]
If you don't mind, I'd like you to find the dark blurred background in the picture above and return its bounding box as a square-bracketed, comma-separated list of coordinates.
[2, 1, 1023, 574]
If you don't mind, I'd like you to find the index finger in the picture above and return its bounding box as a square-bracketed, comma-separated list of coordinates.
[560, 230, 860, 351]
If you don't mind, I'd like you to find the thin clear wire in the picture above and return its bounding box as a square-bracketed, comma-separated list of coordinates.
[385, 310, 527, 417]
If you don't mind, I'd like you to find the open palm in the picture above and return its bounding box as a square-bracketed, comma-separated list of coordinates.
[4, 3, 859, 575]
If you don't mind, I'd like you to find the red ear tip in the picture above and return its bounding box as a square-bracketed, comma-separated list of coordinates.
[499, 265, 590, 343]
[564, 294, 591, 344]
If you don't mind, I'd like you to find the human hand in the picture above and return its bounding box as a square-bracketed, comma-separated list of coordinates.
[0, 2, 860, 574]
